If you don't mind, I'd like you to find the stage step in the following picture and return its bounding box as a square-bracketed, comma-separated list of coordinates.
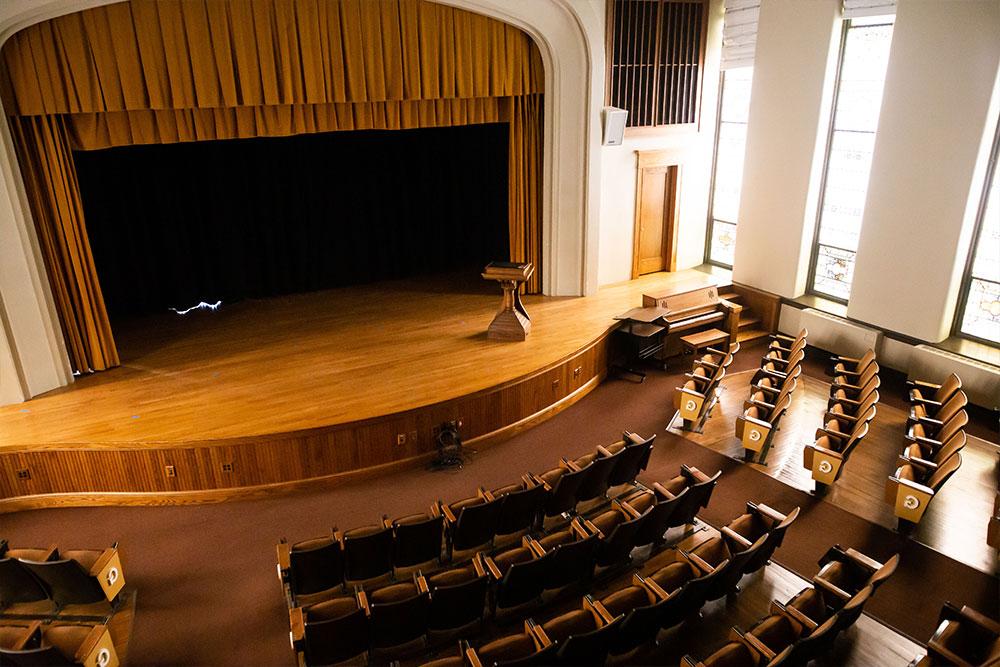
[720, 291, 741, 302]
[738, 327, 770, 343]
[738, 313, 762, 330]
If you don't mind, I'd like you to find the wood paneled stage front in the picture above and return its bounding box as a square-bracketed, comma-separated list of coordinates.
[0, 270, 713, 510]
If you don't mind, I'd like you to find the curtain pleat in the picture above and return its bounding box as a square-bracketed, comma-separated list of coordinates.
[8, 116, 118, 372]
[2, 0, 545, 374]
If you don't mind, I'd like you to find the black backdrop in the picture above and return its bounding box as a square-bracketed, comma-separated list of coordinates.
[74, 123, 510, 318]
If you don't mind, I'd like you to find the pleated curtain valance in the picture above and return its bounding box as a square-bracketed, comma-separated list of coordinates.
[1, 0, 545, 374]
[0, 0, 544, 115]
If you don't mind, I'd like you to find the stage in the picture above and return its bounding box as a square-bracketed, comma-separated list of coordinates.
[0, 270, 714, 509]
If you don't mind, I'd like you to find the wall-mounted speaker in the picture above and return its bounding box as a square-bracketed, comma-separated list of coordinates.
[602, 107, 628, 146]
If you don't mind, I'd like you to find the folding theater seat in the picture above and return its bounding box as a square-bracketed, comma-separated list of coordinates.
[827, 372, 879, 416]
[391, 512, 444, 576]
[539, 595, 621, 666]
[533, 459, 592, 521]
[340, 521, 394, 586]
[682, 640, 769, 667]
[721, 503, 800, 576]
[673, 343, 739, 431]
[491, 478, 548, 546]
[640, 550, 716, 629]
[0, 621, 120, 667]
[921, 603, 1000, 667]
[596, 578, 670, 658]
[898, 429, 966, 480]
[754, 344, 805, 386]
[907, 372, 962, 409]
[907, 389, 968, 437]
[620, 485, 686, 548]
[737, 369, 799, 462]
[905, 406, 969, 457]
[17, 544, 126, 616]
[565, 448, 620, 508]
[483, 542, 552, 616]
[686, 531, 769, 601]
[532, 523, 598, 595]
[829, 348, 876, 379]
[290, 596, 370, 666]
[419, 641, 472, 667]
[0, 549, 55, 616]
[599, 432, 655, 491]
[656, 465, 722, 529]
[466, 621, 556, 667]
[767, 586, 874, 666]
[362, 574, 431, 656]
[803, 403, 877, 492]
[766, 329, 808, 357]
[885, 452, 962, 528]
[812, 546, 898, 607]
[576, 501, 649, 569]
[437, 491, 506, 560]
[426, 561, 490, 642]
[276, 532, 345, 605]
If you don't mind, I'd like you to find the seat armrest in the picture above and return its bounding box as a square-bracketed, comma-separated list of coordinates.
[824, 411, 858, 424]
[721, 526, 753, 550]
[525, 538, 547, 558]
[530, 472, 552, 491]
[685, 372, 712, 384]
[415, 573, 429, 594]
[651, 481, 675, 500]
[812, 575, 851, 601]
[676, 386, 707, 400]
[842, 547, 882, 572]
[634, 572, 671, 600]
[440, 502, 458, 524]
[521, 473, 539, 488]
[705, 346, 728, 356]
[834, 368, 862, 378]
[831, 354, 859, 363]
[898, 453, 937, 472]
[829, 395, 861, 407]
[754, 503, 787, 523]
[905, 433, 943, 449]
[483, 555, 503, 580]
[952, 605, 1000, 634]
[570, 516, 593, 540]
[774, 601, 818, 632]
[596, 444, 614, 458]
[910, 397, 942, 408]
[472, 553, 488, 577]
[770, 344, 792, 353]
[289, 607, 305, 645]
[583, 517, 603, 539]
[276, 542, 291, 580]
[694, 358, 720, 370]
[528, 619, 553, 649]
[908, 379, 942, 390]
[477, 487, 496, 502]
[616, 498, 643, 520]
[771, 333, 796, 342]
[466, 647, 485, 667]
[741, 631, 776, 661]
[817, 426, 850, 441]
[742, 414, 774, 430]
[915, 415, 944, 428]
[561, 457, 583, 472]
[745, 398, 775, 412]
[753, 383, 780, 395]
[585, 594, 616, 625]
[894, 476, 936, 497]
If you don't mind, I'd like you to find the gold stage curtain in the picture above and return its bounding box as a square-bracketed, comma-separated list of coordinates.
[8, 116, 118, 372]
[1, 0, 545, 373]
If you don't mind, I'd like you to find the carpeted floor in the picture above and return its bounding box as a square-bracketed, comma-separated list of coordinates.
[2, 342, 997, 665]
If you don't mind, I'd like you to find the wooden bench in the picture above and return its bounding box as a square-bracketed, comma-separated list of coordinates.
[680, 328, 729, 356]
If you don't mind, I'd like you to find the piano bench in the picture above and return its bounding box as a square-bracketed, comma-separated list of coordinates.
[680, 329, 730, 356]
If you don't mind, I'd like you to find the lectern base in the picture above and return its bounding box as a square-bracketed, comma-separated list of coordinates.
[487, 308, 531, 341]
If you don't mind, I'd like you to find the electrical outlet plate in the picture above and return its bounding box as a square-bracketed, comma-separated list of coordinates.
[165, 465, 176, 477]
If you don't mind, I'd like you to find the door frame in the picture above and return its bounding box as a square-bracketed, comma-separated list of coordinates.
[631, 150, 682, 279]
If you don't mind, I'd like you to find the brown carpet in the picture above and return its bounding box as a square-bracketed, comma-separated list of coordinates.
[1, 342, 996, 665]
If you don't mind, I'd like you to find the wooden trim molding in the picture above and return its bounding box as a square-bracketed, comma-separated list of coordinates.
[0, 335, 610, 511]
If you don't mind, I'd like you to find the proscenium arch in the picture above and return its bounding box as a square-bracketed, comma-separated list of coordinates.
[0, 0, 600, 402]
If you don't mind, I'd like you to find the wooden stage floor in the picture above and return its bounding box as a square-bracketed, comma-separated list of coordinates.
[0, 270, 710, 450]
[670, 369, 1000, 575]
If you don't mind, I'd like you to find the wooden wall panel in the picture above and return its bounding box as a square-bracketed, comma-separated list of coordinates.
[0, 334, 611, 510]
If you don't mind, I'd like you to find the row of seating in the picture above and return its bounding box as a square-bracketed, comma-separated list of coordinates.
[885, 373, 967, 530]
[0, 619, 119, 667]
[918, 601, 999, 666]
[277, 432, 657, 606]
[736, 329, 808, 463]
[0, 541, 125, 619]
[684, 545, 899, 666]
[672, 342, 741, 432]
[419, 501, 799, 667]
[287, 465, 724, 665]
[802, 349, 880, 493]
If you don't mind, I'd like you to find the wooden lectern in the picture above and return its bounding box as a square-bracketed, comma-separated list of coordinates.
[482, 262, 534, 341]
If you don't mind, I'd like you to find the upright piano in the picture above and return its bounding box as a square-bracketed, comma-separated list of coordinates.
[614, 278, 742, 376]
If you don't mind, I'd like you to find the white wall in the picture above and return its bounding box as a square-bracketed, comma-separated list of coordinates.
[731, 0, 842, 297]
[597, 0, 725, 286]
[848, 0, 1000, 342]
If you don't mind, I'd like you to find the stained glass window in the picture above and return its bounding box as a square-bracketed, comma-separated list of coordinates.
[956, 119, 1000, 345]
[707, 67, 753, 267]
[809, 17, 893, 302]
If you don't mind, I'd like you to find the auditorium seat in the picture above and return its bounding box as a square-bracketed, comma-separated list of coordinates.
[907, 390, 969, 431]
[467, 621, 556, 666]
[722, 503, 800, 575]
[579, 501, 649, 569]
[291, 596, 369, 666]
[391, 512, 444, 575]
[437, 492, 506, 560]
[658, 466, 722, 529]
[899, 429, 966, 478]
[491, 479, 547, 545]
[539, 595, 620, 665]
[0, 555, 54, 616]
[533, 523, 598, 594]
[362, 574, 431, 655]
[920, 602, 1000, 667]
[812, 547, 899, 605]
[277, 533, 345, 604]
[736, 368, 799, 461]
[765, 330, 808, 364]
[427, 561, 490, 641]
[885, 452, 962, 528]
[803, 403, 877, 492]
[827, 372, 880, 416]
[907, 373, 963, 409]
[600, 432, 655, 489]
[596, 579, 666, 658]
[674, 343, 740, 431]
[0, 621, 120, 667]
[830, 359, 879, 396]
[829, 348, 876, 378]
[535, 461, 592, 520]
[419, 641, 472, 667]
[641, 553, 712, 629]
[341, 522, 394, 586]
[688, 531, 768, 601]
[566, 449, 620, 507]
[682, 639, 766, 667]
[483, 541, 552, 616]
[906, 408, 969, 454]
[620, 485, 685, 547]
[17, 545, 125, 615]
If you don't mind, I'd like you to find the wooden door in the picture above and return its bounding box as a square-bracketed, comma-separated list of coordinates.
[632, 152, 681, 278]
